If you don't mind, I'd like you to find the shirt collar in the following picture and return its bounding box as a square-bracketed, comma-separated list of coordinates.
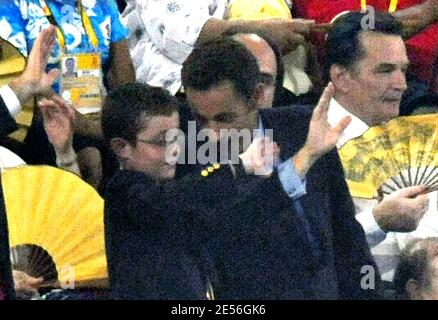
[328, 98, 369, 149]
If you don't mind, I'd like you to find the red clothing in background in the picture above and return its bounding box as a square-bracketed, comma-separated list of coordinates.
[293, 0, 438, 88]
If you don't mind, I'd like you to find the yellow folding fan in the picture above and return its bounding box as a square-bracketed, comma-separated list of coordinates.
[1, 165, 107, 288]
[339, 114, 438, 199]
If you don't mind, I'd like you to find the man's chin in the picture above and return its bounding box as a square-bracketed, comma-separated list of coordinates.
[159, 166, 176, 180]
[380, 101, 400, 121]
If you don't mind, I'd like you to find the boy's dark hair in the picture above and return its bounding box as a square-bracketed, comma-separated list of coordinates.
[182, 36, 261, 104]
[102, 83, 179, 145]
[324, 11, 403, 77]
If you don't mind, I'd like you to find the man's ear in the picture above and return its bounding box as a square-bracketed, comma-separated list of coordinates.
[330, 64, 352, 94]
[406, 279, 422, 300]
[110, 138, 131, 162]
[252, 83, 266, 109]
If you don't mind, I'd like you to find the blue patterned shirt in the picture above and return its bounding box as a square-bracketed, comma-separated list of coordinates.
[0, 0, 128, 89]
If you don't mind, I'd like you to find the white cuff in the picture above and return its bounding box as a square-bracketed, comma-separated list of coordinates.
[356, 207, 387, 249]
[0, 85, 22, 117]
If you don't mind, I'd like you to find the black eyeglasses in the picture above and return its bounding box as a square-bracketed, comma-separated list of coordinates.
[136, 134, 180, 148]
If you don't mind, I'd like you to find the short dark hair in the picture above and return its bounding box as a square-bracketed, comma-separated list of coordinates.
[393, 237, 438, 298]
[181, 37, 261, 103]
[324, 11, 403, 76]
[101, 83, 179, 145]
[223, 27, 285, 106]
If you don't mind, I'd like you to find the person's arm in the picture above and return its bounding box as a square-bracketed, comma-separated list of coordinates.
[251, 83, 351, 200]
[107, 130, 293, 230]
[72, 111, 103, 139]
[0, 25, 58, 139]
[277, 160, 307, 199]
[106, 0, 135, 88]
[392, 0, 438, 39]
[199, 18, 316, 55]
[106, 163, 283, 231]
[107, 39, 135, 88]
[74, 0, 134, 138]
[291, 83, 351, 179]
[38, 96, 81, 177]
[372, 186, 429, 231]
[12, 270, 43, 300]
[355, 207, 388, 249]
[8, 26, 59, 105]
[355, 185, 429, 249]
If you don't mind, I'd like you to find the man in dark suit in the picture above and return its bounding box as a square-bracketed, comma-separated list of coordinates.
[0, 25, 59, 139]
[181, 37, 381, 299]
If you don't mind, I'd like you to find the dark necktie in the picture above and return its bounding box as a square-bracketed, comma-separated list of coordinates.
[292, 199, 323, 262]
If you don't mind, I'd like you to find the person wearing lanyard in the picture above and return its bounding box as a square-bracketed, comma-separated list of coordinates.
[0, 0, 135, 189]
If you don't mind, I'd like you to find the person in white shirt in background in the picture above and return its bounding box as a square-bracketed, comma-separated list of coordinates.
[121, 0, 318, 95]
[325, 11, 437, 282]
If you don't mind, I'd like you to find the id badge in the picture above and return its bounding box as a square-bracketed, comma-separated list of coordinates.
[60, 53, 104, 114]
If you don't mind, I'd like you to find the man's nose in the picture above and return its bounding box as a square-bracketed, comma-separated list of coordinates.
[392, 69, 408, 91]
[205, 122, 222, 142]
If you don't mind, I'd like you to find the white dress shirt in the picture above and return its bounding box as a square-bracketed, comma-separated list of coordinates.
[0, 85, 26, 168]
[0, 85, 22, 118]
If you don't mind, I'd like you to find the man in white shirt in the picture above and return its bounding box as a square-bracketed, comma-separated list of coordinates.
[122, 0, 317, 95]
[324, 11, 436, 281]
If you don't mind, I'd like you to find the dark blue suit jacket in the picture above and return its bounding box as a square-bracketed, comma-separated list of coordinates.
[207, 106, 381, 299]
[0, 96, 18, 140]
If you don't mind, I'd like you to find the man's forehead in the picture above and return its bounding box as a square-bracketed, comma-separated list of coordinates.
[187, 82, 243, 115]
[359, 31, 406, 55]
[138, 112, 179, 132]
[356, 31, 409, 65]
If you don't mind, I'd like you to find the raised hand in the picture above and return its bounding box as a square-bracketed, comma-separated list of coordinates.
[293, 83, 351, 178]
[305, 82, 351, 158]
[240, 137, 280, 177]
[373, 185, 429, 232]
[13, 270, 43, 299]
[38, 95, 75, 155]
[9, 25, 59, 104]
